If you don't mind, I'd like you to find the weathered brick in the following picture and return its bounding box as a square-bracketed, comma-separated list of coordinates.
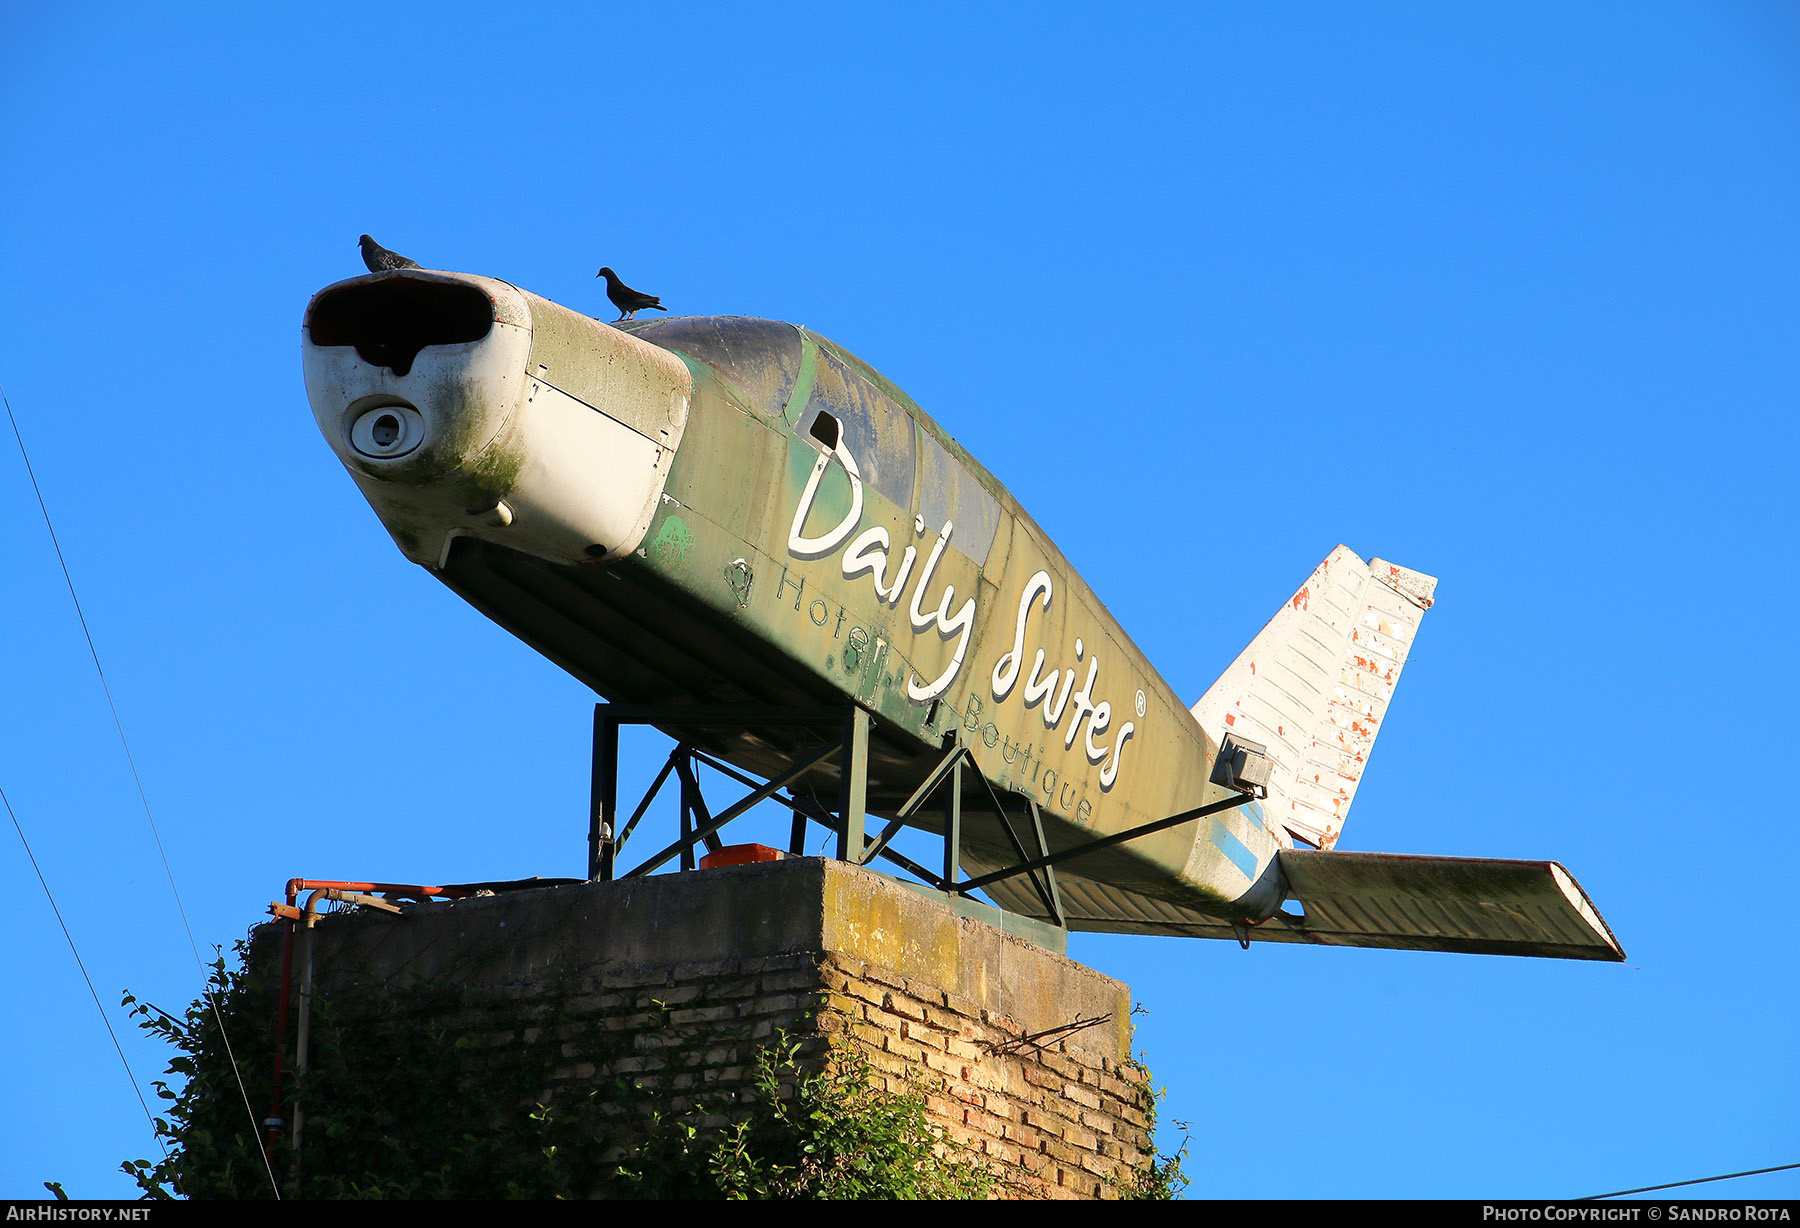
[916, 1047, 962, 1078]
[909, 1026, 948, 1051]
[1078, 1150, 1117, 1179]
[814, 990, 859, 1018]
[864, 1047, 913, 1080]
[945, 1035, 982, 1062]
[1062, 1121, 1098, 1151]
[919, 1004, 964, 1033]
[1096, 1072, 1138, 1102]
[610, 1055, 665, 1074]
[739, 991, 807, 1017]
[982, 1009, 1024, 1036]
[839, 982, 885, 1012]
[886, 1034, 928, 1064]
[863, 964, 907, 990]
[985, 1138, 1023, 1167]
[640, 984, 702, 1007]
[669, 1004, 737, 1026]
[860, 1007, 899, 1038]
[758, 967, 825, 993]
[941, 988, 981, 1018]
[846, 1018, 886, 1047]
[883, 992, 930, 1023]
[959, 1106, 1001, 1138]
[1061, 1082, 1103, 1111]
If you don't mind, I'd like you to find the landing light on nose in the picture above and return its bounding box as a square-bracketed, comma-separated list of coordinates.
[349, 403, 425, 458]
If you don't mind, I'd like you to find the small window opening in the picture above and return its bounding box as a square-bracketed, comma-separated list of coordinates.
[809, 410, 840, 450]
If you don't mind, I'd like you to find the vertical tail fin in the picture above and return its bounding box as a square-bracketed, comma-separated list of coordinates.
[1190, 547, 1437, 850]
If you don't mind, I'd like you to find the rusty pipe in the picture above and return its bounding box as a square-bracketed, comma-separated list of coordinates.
[265, 906, 298, 1156]
[268, 879, 458, 1163]
[290, 888, 326, 1158]
[285, 878, 472, 907]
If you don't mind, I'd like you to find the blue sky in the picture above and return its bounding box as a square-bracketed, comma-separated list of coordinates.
[2, 2, 1795, 1200]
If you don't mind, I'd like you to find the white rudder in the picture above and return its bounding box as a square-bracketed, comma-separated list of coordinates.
[1189, 547, 1438, 850]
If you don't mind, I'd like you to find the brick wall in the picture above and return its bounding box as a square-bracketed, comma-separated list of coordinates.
[272, 858, 1155, 1198]
[816, 950, 1154, 1197]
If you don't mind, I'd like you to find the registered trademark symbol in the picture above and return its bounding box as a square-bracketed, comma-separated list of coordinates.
[1136, 690, 1146, 718]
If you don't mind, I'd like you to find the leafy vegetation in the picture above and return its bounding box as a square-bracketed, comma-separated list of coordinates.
[1108, 1007, 1190, 1200]
[1108, 1100, 1189, 1200]
[118, 942, 998, 1199]
[616, 1035, 995, 1199]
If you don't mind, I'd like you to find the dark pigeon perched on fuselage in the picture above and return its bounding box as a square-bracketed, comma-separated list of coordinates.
[360, 234, 420, 272]
[596, 267, 664, 321]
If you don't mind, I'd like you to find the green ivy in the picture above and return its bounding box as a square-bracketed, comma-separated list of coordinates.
[119, 940, 998, 1200]
[1107, 1098, 1190, 1200]
[1109, 1009, 1190, 1200]
[619, 1035, 995, 1199]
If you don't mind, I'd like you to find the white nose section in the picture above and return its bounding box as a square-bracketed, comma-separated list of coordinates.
[304, 270, 693, 569]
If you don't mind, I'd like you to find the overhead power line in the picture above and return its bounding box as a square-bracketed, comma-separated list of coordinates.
[3, 378, 281, 1199]
[1586, 1160, 1800, 1200]
[1, 784, 171, 1170]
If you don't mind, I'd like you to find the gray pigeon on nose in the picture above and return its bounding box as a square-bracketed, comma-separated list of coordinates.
[360, 234, 421, 272]
[597, 267, 665, 321]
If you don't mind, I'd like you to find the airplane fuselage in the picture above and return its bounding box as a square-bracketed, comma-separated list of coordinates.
[302, 274, 1281, 924]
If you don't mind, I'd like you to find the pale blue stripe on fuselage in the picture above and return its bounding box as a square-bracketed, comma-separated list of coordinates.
[1211, 819, 1261, 881]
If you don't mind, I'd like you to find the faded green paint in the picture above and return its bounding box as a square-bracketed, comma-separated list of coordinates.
[645, 516, 694, 573]
[781, 334, 819, 427]
[615, 316, 1267, 917]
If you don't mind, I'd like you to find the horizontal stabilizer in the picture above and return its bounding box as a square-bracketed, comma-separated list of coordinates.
[1268, 850, 1624, 960]
[1015, 851, 1624, 961]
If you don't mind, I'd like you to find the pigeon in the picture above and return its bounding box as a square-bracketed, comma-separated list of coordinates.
[360, 234, 421, 273]
[596, 267, 665, 321]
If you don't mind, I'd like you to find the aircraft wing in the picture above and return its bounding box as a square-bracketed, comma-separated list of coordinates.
[969, 849, 1626, 962]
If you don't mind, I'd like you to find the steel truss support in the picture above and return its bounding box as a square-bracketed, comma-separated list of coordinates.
[588, 704, 871, 882]
[845, 734, 1066, 926]
[587, 702, 1256, 936]
[954, 792, 1255, 895]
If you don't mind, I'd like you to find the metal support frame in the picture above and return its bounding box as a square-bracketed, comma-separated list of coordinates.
[586, 702, 1257, 936]
[954, 792, 1255, 895]
[588, 704, 872, 882]
[589, 706, 618, 882]
[843, 733, 1068, 926]
[835, 707, 869, 862]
